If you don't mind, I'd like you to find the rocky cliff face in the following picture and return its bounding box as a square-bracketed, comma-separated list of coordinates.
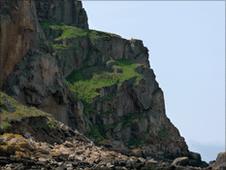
[0, 0, 88, 85]
[0, 0, 209, 167]
[0, 0, 41, 86]
[0, 92, 209, 169]
[35, 0, 88, 29]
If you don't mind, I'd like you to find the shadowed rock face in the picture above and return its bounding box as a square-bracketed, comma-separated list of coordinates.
[211, 152, 226, 170]
[0, 0, 206, 164]
[0, 0, 88, 86]
[35, 0, 88, 29]
[0, 0, 41, 86]
[0, 92, 209, 170]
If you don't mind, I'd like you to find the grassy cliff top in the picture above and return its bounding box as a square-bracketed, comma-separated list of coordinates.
[41, 21, 121, 41]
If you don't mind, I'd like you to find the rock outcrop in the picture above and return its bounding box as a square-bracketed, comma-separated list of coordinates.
[4, 50, 74, 126]
[0, 0, 211, 169]
[35, 0, 88, 29]
[210, 152, 226, 170]
[0, 0, 41, 86]
[0, 92, 209, 170]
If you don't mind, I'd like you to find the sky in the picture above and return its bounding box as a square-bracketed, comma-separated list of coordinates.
[82, 1, 225, 162]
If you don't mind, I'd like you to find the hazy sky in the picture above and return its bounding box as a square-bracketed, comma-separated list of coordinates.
[82, 1, 225, 162]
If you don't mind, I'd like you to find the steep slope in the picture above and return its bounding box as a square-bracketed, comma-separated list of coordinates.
[0, 0, 207, 165]
[38, 22, 189, 160]
[35, 0, 88, 29]
[0, 92, 209, 169]
[0, 91, 76, 143]
[0, 0, 79, 127]
[0, 0, 40, 87]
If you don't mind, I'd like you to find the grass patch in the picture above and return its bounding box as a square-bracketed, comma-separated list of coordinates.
[51, 43, 68, 50]
[0, 92, 55, 130]
[40, 21, 118, 41]
[54, 25, 88, 40]
[87, 125, 105, 142]
[66, 59, 142, 103]
[40, 21, 53, 30]
[40, 21, 121, 54]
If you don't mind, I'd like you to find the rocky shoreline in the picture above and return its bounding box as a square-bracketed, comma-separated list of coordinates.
[0, 0, 224, 169]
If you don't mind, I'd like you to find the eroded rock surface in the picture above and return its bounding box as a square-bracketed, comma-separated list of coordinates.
[0, 0, 212, 169]
[0, 92, 209, 170]
[210, 152, 226, 170]
[0, 0, 41, 86]
[35, 0, 88, 29]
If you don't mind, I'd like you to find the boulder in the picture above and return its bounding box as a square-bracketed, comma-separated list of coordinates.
[172, 157, 189, 166]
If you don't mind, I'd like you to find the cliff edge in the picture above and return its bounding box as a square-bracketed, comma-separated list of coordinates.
[0, 0, 211, 169]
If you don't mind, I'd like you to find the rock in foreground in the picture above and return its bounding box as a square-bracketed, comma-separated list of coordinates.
[0, 92, 210, 170]
[0, 0, 216, 169]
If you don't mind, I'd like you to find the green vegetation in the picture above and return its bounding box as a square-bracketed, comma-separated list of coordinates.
[106, 112, 142, 130]
[40, 21, 118, 41]
[121, 113, 140, 127]
[97, 94, 115, 103]
[87, 125, 105, 142]
[66, 59, 142, 103]
[158, 127, 169, 140]
[51, 43, 68, 50]
[83, 95, 115, 115]
[127, 138, 145, 147]
[40, 20, 53, 30]
[86, 112, 147, 144]
[83, 102, 95, 115]
[0, 92, 55, 130]
[53, 25, 88, 40]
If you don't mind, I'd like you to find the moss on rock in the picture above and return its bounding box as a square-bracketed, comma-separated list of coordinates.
[40, 21, 119, 41]
[66, 59, 142, 103]
[0, 133, 34, 158]
[0, 92, 55, 130]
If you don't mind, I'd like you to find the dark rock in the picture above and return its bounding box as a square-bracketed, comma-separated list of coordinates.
[189, 152, 201, 162]
[35, 0, 89, 29]
[0, 0, 207, 168]
[0, 0, 41, 87]
[0, 96, 15, 112]
[187, 152, 208, 168]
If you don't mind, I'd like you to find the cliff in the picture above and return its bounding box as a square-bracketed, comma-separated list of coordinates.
[0, 0, 212, 169]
